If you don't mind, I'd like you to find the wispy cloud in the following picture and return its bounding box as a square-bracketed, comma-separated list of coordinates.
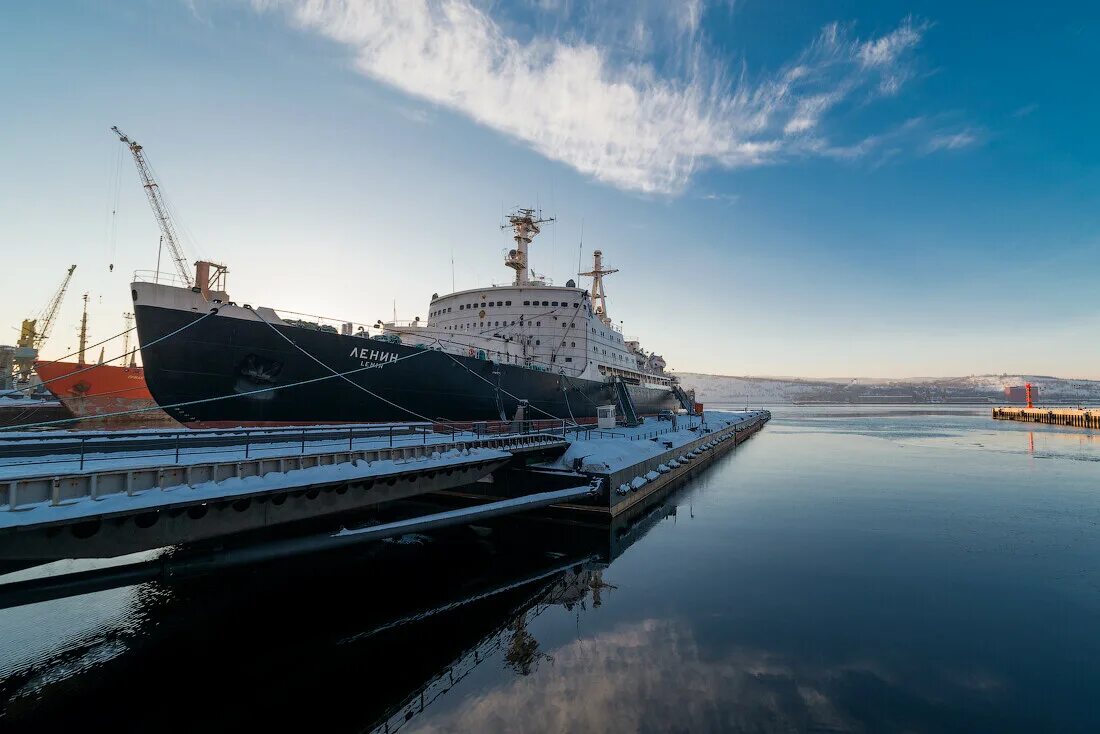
[925, 129, 980, 152]
[254, 1, 931, 194]
[1011, 103, 1038, 118]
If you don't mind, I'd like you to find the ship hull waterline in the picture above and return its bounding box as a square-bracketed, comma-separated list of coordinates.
[134, 304, 680, 428]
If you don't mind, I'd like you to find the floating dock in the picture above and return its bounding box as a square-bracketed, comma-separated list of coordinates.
[435, 410, 770, 517]
[0, 411, 769, 567]
[992, 406, 1099, 429]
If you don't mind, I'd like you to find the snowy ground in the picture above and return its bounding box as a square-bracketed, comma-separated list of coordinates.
[0, 427, 554, 480]
[542, 410, 761, 475]
[0, 447, 510, 531]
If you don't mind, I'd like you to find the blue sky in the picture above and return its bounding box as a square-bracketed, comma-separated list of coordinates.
[1, 0, 1098, 378]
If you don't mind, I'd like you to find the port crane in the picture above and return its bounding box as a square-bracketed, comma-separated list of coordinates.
[111, 126, 226, 296]
[13, 264, 77, 384]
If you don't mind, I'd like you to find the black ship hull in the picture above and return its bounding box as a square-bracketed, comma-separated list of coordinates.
[134, 304, 679, 427]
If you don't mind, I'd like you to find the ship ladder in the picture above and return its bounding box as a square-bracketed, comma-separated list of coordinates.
[671, 384, 695, 412]
[613, 378, 642, 427]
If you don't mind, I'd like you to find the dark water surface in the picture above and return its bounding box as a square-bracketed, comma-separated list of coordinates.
[1, 406, 1097, 732]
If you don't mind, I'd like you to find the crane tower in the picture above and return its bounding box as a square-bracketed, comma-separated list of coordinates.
[12, 264, 77, 384]
[112, 126, 227, 297]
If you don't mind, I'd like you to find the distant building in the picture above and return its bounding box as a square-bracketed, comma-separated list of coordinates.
[1004, 385, 1035, 404]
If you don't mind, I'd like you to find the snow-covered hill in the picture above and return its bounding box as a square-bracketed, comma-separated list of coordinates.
[672, 372, 1100, 405]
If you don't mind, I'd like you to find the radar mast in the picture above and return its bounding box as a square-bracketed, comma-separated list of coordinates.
[502, 208, 554, 286]
[580, 250, 618, 326]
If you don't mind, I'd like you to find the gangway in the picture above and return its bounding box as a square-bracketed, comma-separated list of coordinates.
[613, 379, 641, 427]
[671, 384, 695, 412]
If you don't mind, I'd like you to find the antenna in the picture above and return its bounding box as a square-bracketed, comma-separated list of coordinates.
[577, 219, 584, 280]
[502, 207, 554, 286]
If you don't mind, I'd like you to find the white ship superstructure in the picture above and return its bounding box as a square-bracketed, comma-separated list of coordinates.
[382, 209, 675, 390]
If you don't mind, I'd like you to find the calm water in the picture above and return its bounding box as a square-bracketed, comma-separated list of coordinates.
[1, 406, 1098, 732]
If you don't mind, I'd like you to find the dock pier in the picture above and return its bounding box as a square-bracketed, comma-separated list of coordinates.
[992, 406, 1099, 429]
[0, 421, 569, 560]
[0, 410, 771, 605]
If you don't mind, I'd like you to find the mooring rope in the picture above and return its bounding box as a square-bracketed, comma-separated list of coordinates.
[1, 312, 216, 400]
[0, 319, 437, 432]
[0, 326, 139, 399]
[246, 305, 445, 424]
[429, 339, 576, 425]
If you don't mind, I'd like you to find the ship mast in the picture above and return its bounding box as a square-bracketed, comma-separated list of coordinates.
[579, 250, 618, 326]
[122, 312, 137, 368]
[77, 293, 89, 366]
[502, 208, 554, 286]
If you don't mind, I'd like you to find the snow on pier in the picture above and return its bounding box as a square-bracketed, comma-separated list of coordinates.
[535, 409, 771, 515]
[0, 411, 772, 560]
[0, 423, 569, 560]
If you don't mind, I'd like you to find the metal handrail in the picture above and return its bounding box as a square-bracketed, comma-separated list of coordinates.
[131, 270, 191, 288]
[0, 419, 569, 482]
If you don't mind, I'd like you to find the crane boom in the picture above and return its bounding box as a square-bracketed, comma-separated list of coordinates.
[111, 126, 194, 287]
[32, 263, 77, 348]
[13, 263, 77, 385]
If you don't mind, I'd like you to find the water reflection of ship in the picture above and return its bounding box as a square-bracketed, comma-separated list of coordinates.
[0, 497, 676, 733]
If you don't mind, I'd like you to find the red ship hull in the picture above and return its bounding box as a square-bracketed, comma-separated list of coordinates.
[34, 360, 177, 427]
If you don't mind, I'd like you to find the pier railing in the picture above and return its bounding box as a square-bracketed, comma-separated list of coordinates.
[0, 420, 571, 476]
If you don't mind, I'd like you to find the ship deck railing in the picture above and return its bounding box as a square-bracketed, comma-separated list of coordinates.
[131, 270, 193, 288]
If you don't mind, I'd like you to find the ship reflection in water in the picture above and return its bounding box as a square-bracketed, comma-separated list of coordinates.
[2, 406, 1099, 733]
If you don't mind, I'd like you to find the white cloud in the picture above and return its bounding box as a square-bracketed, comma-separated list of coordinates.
[858, 18, 924, 68]
[254, 1, 929, 194]
[926, 129, 979, 152]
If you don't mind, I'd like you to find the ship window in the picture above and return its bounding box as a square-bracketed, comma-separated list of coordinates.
[447, 307, 451, 312]
[542, 301, 549, 306]
[552, 301, 558, 306]
[570, 322, 575, 328]
[573, 302, 579, 308]
[551, 356, 556, 362]
[591, 327, 596, 334]
[561, 341, 566, 347]
[505, 301, 512, 306]
[523, 300, 530, 306]
[571, 341, 576, 347]
[565, 357, 572, 362]
[602, 349, 607, 355]
[459, 304, 464, 310]
[536, 321, 541, 326]
[536, 340, 541, 345]
[511, 321, 515, 325]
